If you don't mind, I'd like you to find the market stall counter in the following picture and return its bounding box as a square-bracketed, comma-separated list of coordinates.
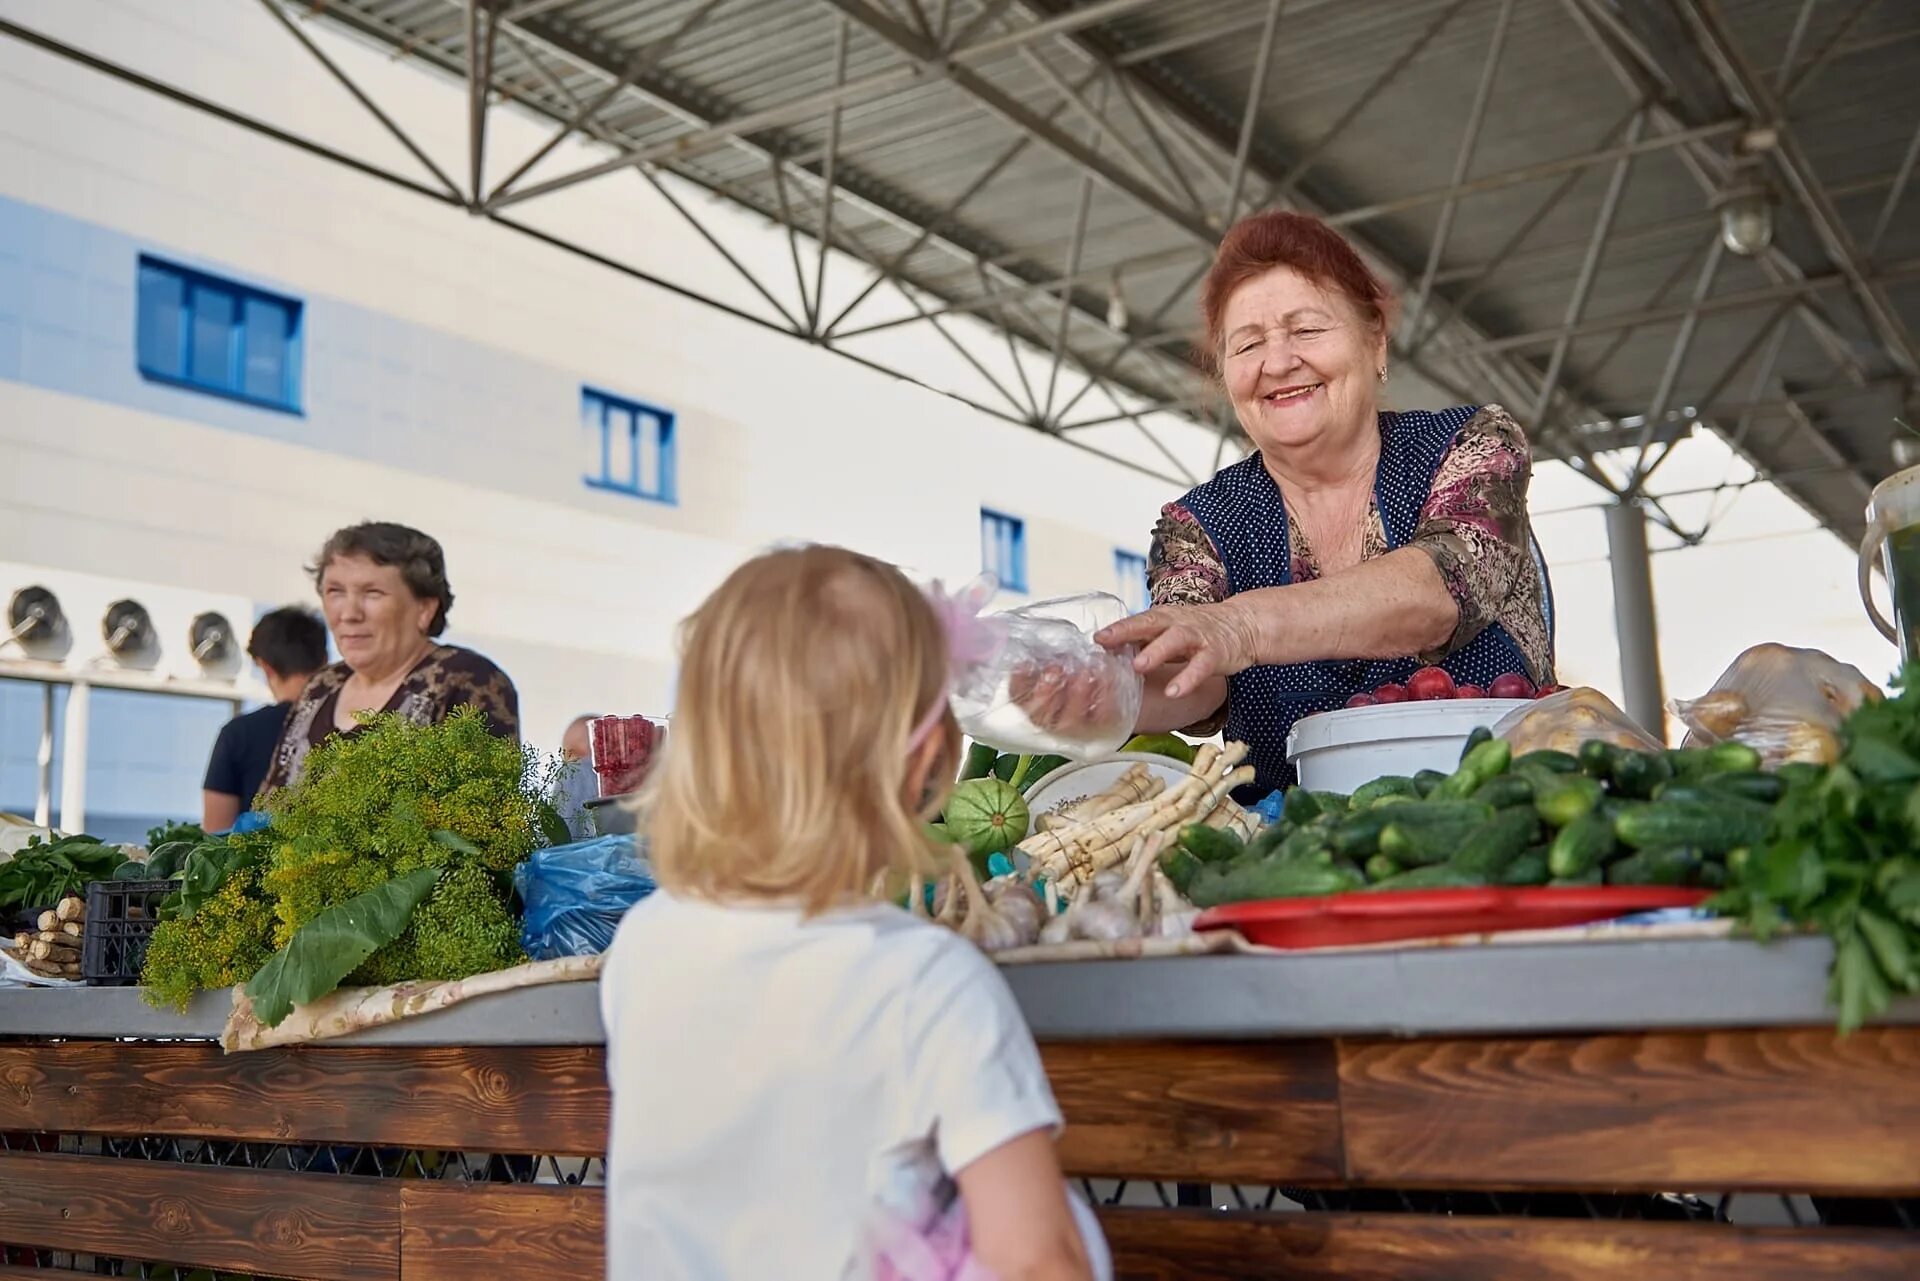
[3, 934, 1919, 1281]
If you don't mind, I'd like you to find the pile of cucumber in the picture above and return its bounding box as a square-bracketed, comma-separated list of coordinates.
[1161, 731, 1777, 908]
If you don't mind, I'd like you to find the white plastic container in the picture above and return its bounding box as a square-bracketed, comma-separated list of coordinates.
[1286, 700, 1533, 795]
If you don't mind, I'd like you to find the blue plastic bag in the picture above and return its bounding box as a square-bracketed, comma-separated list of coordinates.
[514, 834, 656, 960]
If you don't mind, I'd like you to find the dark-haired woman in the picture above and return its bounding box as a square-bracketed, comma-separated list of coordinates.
[1095, 209, 1555, 795]
[259, 521, 518, 795]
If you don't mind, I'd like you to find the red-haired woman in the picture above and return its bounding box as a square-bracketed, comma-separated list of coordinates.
[1097, 210, 1554, 794]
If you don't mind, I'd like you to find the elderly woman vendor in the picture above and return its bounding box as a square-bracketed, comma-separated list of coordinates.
[258, 521, 519, 795]
[1097, 210, 1554, 793]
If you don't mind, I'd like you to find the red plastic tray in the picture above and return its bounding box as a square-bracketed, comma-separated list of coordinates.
[1192, 886, 1710, 950]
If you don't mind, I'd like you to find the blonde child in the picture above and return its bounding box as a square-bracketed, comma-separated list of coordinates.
[601, 546, 1110, 1281]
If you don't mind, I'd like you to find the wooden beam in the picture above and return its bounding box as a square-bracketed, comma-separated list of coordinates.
[0, 1042, 609, 1154]
[1338, 1026, 1920, 1193]
[1098, 1209, 1920, 1280]
[400, 1184, 604, 1281]
[1043, 1040, 1344, 1183]
[0, 1152, 396, 1281]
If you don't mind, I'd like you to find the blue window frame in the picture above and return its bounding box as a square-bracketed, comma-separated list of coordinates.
[583, 386, 676, 504]
[981, 509, 1027, 593]
[1115, 549, 1150, 613]
[135, 255, 302, 412]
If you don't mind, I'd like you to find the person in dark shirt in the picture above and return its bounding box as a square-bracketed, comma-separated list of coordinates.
[202, 607, 328, 831]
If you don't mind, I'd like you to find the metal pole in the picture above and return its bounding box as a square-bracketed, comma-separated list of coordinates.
[35, 681, 54, 829]
[1046, 87, 1103, 421]
[487, 0, 727, 205]
[1402, 0, 1516, 347]
[58, 680, 88, 834]
[1221, 0, 1285, 226]
[1530, 111, 1646, 428]
[1868, 111, 1920, 257]
[466, 0, 496, 209]
[1267, 0, 1473, 201]
[1605, 503, 1667, 740]
[256, 0, 464, 201]
[1630, 235, 1726, 472]
[812, 16, 850, 336]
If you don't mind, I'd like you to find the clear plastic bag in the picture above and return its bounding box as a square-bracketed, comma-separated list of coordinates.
[951, 593, 1143, 759]
[1491, 686, 1664, 756]
[1670, 644, 1881, 767]
[513, 834, 656, 960]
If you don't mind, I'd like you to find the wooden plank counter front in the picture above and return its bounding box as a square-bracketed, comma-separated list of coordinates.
[2, 1025, 1918, 1279]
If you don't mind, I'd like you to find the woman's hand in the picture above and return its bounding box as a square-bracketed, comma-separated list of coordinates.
[1096, 598, 1266, 699]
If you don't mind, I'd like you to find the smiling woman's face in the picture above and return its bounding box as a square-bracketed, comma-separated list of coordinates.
[319, 554, 437, 674]
[1220, 265, 1387, 460]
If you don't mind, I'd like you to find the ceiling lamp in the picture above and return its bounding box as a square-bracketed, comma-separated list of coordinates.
[1715, 130, 1778, 258]
[1106, 270, 1129, 333]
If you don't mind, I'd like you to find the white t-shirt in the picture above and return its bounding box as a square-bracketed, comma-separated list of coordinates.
[600, 890, 1067, 1281]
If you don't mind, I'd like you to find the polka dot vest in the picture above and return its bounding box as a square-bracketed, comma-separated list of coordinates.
[1177, 406, 1538, 796]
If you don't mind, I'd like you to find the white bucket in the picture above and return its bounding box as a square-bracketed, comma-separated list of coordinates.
[1286, 700, 1533, 795]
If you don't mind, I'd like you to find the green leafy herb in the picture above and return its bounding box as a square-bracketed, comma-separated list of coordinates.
[245, 868, 441, 1028]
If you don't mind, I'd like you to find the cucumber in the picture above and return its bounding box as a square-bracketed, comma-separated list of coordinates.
[1497, 849, 1551, 886]
[1448, 808, 1541, 878]
[1534, 776, 1604, 829]
[1380, 818, 1483, 867]
[1547, 811, 1616, 879]
[1439, 739, 1512, 799]
[1579, 740, 1618, 779]
[1648, 783, 1721, 806]
[1512, 749, 1581, 775]
[1471, 775, 1535, 809]
[1352, 775, 1421, 808]
[1664, 747, 1713, 780]
[1700, 772, 1785, 805]
[1329, 808, 1397, 857]
[1413, 769, 1451, 797]
[1158, 847, 1202, 895]
[1549, 869, 1605, 887]
[1702, 741, 1764, 776]
[1605, 847, 1701, 887]
[1179, 824, 1246, 865]
[1244, 821, 1293, 860]
[1368, 865, 1486, 891]
[1274, 826, 1335, 864]
[1615, 800, 1769, 855]
[1282, 787, 1324, 824]
[1366, 792, 1425, 811]
[1188, 858, 1365, 907]
[1609, 750, 1673, 800]
[1460, 725, 1494, 762]
[1364, 853, 1402, 883]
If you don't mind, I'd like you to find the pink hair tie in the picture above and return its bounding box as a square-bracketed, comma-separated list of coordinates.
[907, 575, 1005, 751]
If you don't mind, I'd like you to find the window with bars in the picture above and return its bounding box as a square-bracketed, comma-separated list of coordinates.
[583, 386, 677, 504]
[980, 509, 1028, 593]
[1115, 549, 1150, 613]
[135, 255, 302, 412]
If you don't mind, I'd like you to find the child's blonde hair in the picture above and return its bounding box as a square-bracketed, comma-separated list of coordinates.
[647, 545, 958, 914]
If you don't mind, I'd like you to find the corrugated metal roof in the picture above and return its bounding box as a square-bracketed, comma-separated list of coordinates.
[303, 0, 1920, 540]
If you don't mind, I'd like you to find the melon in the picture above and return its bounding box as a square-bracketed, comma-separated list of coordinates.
[944, 778, 1031, 858]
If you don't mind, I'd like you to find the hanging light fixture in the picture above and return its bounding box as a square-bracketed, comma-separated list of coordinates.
[1715, 129, 1778, 258]
[1106, 269, 1129, 333]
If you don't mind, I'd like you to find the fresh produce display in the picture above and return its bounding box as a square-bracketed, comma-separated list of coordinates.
[942, 777, 1031, 863]
[10, 894, 89, 980]
[0, 834, 128, 917]
[140, 708, 559, 1022]
[1164, 729, 1768, 909]
[1343, 668, 1546, 706]
[1020, 742, 1256, 887]
[1707, 667, 1920, 1031]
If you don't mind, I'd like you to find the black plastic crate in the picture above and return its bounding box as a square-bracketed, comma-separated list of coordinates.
[81, 879, 178, 986]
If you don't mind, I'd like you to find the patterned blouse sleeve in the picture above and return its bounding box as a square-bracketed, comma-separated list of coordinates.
[1407, 404, 1538, 666]
[1147, 501, 1231, 738]
[437, 649, 522, 743]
